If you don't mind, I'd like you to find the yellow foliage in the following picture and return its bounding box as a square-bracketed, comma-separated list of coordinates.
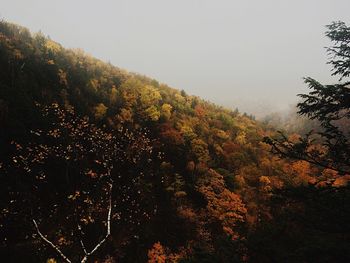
[215, 129, 229, 140]
[94, 103, 108, 119]
[89, 79, 100, 91]
[191, 139, 210, 163]
[174, 93, 185, 104]
[110, 86, 118, 105]
[235, 131, 246, 145]
[213, 144, 224, 155]
[122, 90, 137, 107]
[180, 125, 196, 139]
[145, 105, 161, 121]
[140, 85, 161, 106]
[45, 40, 61, 53]
[161, 103, 172, 120]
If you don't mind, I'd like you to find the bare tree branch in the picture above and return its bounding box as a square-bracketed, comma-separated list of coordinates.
[81, 182, 113, 263]
[33, 219, 72, 263]
[33, 182, 113, 263]
[77, 223, 88, 256]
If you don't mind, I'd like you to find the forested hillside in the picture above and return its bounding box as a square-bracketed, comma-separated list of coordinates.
[0, 20, 349, 262]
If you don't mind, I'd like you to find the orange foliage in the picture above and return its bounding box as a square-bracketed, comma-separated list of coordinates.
[159, 123, 184, 145]
[194, 105, 206, 118]
[147, 242, 187, 263]
[148, 242, 167, 263]
[198, 169, 247, 239]
[283, 160, 315, 186]
[222, 141, 241, 154]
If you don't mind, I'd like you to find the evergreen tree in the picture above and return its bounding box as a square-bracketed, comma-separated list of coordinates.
[265, 21, 350, 175]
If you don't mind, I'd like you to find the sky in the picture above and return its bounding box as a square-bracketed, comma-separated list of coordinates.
[1, 0, 350, 117]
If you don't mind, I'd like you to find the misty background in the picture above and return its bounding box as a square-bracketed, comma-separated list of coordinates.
[2, 0, 350, 118]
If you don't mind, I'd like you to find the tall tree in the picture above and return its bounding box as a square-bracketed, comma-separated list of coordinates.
[264, 21, 350, 175]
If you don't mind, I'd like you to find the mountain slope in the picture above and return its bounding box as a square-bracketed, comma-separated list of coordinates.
[1, 21, 349, 263]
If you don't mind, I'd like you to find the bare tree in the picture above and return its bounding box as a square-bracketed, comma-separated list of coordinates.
[7, 103, 156, 261]
[33, 182, 113, 263]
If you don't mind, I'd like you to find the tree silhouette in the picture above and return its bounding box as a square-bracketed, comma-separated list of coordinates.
[6, 103, 157, 262]
[264, 21, 350, 175]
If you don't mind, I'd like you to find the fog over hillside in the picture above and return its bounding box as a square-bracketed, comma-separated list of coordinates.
[2, 0, 350, 117]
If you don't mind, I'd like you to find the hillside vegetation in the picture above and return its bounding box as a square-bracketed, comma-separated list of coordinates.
[0, 21, 349, 262]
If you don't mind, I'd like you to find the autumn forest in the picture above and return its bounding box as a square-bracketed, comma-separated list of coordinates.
[0, 19, 350, 263]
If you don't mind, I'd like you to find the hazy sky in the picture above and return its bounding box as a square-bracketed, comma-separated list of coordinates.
[2, 0, 350, 117]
